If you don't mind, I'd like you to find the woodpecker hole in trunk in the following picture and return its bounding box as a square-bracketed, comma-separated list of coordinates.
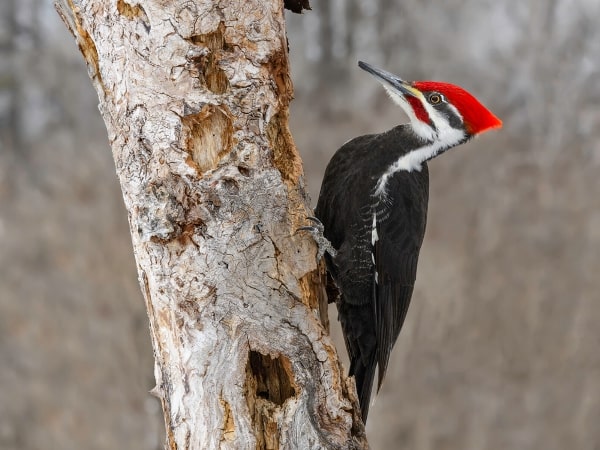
[246, 350, 296, 406]
[245, 350, 296, 449]
[181, 104, 233, 175]
[267, 109, 303, 184]
[188, 22, 231, 94]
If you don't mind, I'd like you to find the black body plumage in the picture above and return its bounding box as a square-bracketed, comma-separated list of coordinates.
[315, 124, 429, 423]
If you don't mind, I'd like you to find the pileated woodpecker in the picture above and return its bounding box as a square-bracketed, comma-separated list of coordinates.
[313, 61, 502, 423]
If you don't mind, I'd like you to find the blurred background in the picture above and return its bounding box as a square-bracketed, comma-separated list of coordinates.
[1, 0, 599, 449]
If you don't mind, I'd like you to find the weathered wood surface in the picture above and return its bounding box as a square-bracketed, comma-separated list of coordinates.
[55, 0, 367, 448]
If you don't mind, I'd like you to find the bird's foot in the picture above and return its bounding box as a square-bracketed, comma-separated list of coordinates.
[297, 217, 338, 260]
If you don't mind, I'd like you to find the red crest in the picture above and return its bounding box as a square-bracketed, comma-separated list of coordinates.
[413, 81, 502, 135]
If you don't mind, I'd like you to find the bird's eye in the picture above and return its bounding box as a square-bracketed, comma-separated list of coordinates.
[429, 94, 442, 104]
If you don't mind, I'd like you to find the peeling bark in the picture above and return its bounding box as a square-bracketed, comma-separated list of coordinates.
[54, 0, 367, 448]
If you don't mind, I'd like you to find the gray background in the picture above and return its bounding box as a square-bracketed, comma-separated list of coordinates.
[1, 0, 599, 449]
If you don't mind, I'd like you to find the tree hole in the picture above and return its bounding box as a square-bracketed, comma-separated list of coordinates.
[246, 350, 296, 406]
[187, 22, 231, 94]
[181, 105, 233, 174]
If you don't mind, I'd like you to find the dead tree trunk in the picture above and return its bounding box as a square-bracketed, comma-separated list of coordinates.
[55, 0, 368, 448]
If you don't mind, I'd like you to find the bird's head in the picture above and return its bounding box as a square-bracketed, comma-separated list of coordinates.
[358, 61, 502, 147]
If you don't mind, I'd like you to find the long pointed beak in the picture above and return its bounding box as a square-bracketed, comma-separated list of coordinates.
[358, 61, 421, 98]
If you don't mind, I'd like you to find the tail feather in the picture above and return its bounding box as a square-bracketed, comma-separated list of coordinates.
[350, 357, 377, 423]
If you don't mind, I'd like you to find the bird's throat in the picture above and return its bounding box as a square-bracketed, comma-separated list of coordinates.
[374, 127, 465, 197]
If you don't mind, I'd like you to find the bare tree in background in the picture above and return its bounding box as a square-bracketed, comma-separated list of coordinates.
[0, 0, 18, 148]
[54, 0, 367, 448]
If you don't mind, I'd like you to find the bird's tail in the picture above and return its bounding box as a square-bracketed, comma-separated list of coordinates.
[350, 357, 377, 424]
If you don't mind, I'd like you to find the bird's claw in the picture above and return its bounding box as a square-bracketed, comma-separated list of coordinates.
[306, 216, 325, 232]
[296, 217, 338, 260]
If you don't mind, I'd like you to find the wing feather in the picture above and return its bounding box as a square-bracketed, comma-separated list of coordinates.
[372, 172, 427, 390]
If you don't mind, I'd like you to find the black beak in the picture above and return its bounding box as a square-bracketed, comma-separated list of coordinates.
[358, 61, 419, 98]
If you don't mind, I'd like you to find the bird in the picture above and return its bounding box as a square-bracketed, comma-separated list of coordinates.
[311, 61, 502, 423]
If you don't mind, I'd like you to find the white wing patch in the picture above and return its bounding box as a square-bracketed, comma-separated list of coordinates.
[371, 212, 379, 246]
[371, 212, 379, 284]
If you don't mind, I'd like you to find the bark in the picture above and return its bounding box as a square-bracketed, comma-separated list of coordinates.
[54, 0, 368, 448]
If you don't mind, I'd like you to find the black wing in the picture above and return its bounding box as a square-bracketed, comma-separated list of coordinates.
[372, 169, 429, 389]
